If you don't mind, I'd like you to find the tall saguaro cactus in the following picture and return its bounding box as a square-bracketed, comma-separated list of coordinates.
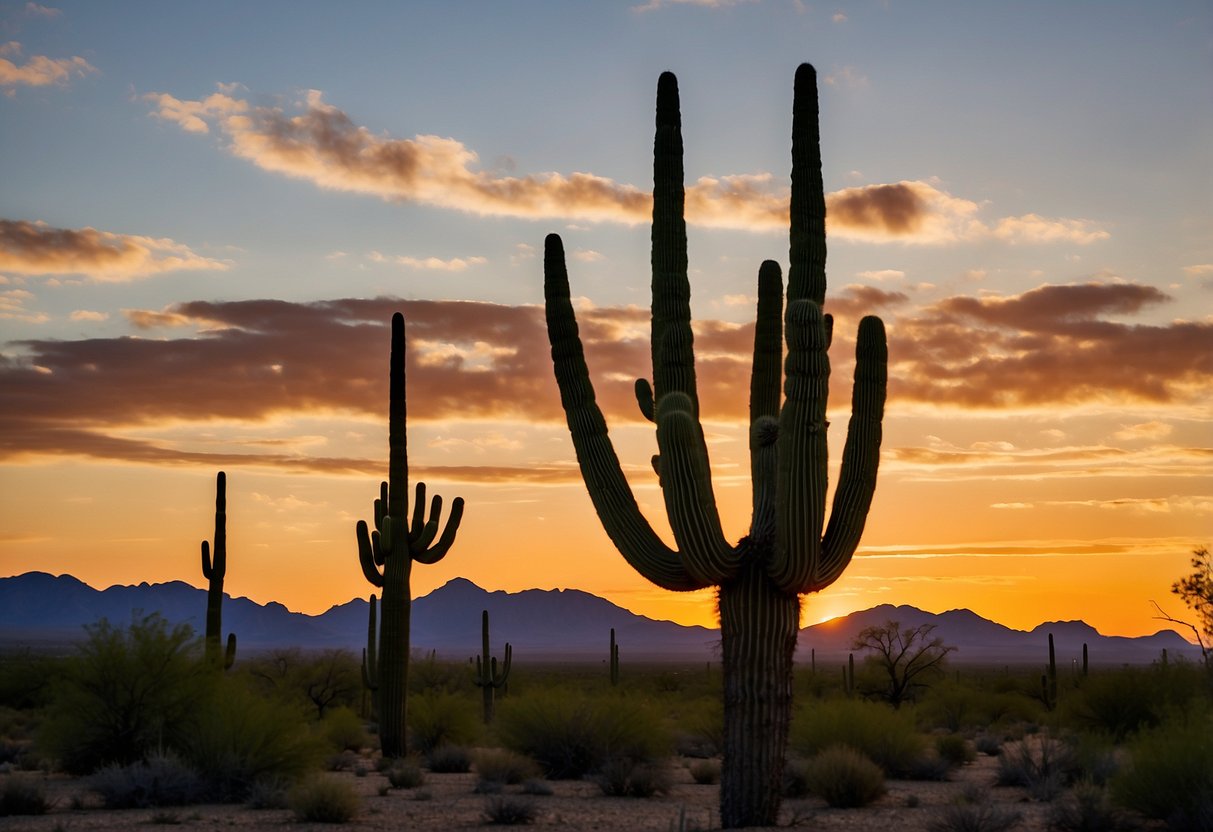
[543, 64, 887, 827]
[473, 609, 512, 723]
[200, 471, 236, 670]
[357, 312, 465, 759]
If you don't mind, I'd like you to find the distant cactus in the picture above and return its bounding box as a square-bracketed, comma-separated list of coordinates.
[542, 64, 887, 827]
[361, 593, 379, 719]
[473, 610, 511, 723]
[844, 652, 855, 697]
[1042, 632, 1058, 710]
[611, 630, 621, 688]
[1082, 642, 1088, 677]
[200, 471, 235, 670]
[356, 312, 465, 758]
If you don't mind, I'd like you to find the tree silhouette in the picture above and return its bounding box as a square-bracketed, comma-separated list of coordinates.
[852, 620, 954, 708]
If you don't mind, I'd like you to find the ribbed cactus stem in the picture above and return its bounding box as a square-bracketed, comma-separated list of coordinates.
[201, 471, 235, 670]
[362, 594, 380, 720]
[542, 64, 887, 828]
[1082, 642, 1088, 677]
[355, 312, 465, 758]
[610, 627, 620, 686]
[473, 609, 511, 723]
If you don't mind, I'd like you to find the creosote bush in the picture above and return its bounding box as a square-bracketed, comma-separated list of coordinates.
[426, 742, 472, 773]
[473, 748, 540, 785]
[320, 706, 368, 752]
[688, 758, 721, 785]
[1048, 782, 1139, 832]
[790, 698, 926, 777]
[996, 734, 1078, 802]
[594, 757, 672, 798]
[386, 759, 426, 789]
[407, 691, 480, 755]
[484, 795, 538, 825]
[928, 789, 1022, 832]
[1111, 716, 1213, 832]
[289, 775, 360, 823]
[91, 752, 203, 809]
[935, 733, 976, 768]
[804, 745, 886, 808]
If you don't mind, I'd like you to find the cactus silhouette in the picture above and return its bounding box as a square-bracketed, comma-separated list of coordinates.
[356, 312, 465, 758]
[361, 593, 379, 720]
[609, 627, 620, 686]
[200, 471, 235, 671]
[542, 64, 887, 827]
[473, 609, 511, 723]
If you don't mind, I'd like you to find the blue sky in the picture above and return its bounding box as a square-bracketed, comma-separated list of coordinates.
[1, 1, 1210, 635]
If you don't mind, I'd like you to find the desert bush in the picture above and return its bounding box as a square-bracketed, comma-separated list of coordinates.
[1064, 670, 1159, 741]
[483, 795, 538, 825]
[928, 793, 1022, 832]
[320, 706, 368, 752]
[672, 698, 723, 758]
[1111, 716, 1213, 831]
[474, 748, 540, 785]
[803, 745, 886, 808]
[975, 735, 1002, 756]
[520, 778, 553, 796]
[39, 614, 210, 774]
[0, 651, 67, 711]
[1063, 733, 1118, 786]
[386, 759, 426, 789]
[905, 751, 954, 782]
[995, 734, 1077, 802]
[289, 775, 360, 823]
[91, 752, 204, 809]
[593, 757, 672, 797]
[1047, 782, 1139, 832]
[688, 758, 721, 784]
[782, 757, 812, 798]
[407, 691, 479, 755]
[246, 776, 292, 810]
[0, 774, 53, 816]
[790, 698, 927, 777]
[179, 675, 322, 801]
[408, 650, 471, 695]
[497, 690, 669, 779]
[426, 742, 472, 773]
[935, 733, 976, 768]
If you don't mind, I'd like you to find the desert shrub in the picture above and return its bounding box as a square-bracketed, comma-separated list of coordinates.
[320, 706, 368, 752]
[408, 650, 470, 695]
[91, 752, 204, 809]
[386, 759, 426, 789]
[803, 745, 885, 808]
[928, 795, 1022, 832]
[520, 778, 553, 796]
[688, 758, 721, 785]
[0, 651, 67, 711]
[179, 675, 322, 801]
[935, 733, 976, 768]
[782, 757, 811, 798]
[407, 691, 479, 755]
[497, 690, 669, 779]
[1065, 670, 1159, 741]
[790, 698, 927, 777]
[905, 751, 954, 782]
[426, 742, 472, 773]
[995, 734, 1077, 802]
[474, 748, 540, 785]
[0, 774, 53, 816]
[246, 776, 292, 810]
[484, 795, 538, 825]
[673, 698, 723, 758]
[289, 775, 360, 823]
[39, 615, 210, 774]
[918, 681, 983, 732]
[1111, 717, 1213, 831]
[593, 757, 671, 797]
[1063, 733, 1118, 786]
[975, 735, 1002, 756]
[1047, 782, 1139, 832]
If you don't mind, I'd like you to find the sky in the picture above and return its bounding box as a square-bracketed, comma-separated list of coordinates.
[1, 1, 1210, 640]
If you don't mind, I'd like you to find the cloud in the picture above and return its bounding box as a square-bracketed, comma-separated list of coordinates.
[69, 309, 108, 322]
[0, 287, 47, 322]
[367, 251, 487, 271]
[144, 86, 1108, 245]
[631, 0, 750, 12]
[0, 219, 229, 281]
[823, 66, 868, 88]
[0, 41, 94, 90]
[25, 3, 61, 18]
[1111, 421, 1173, 442]
[856, 269, 906, 282]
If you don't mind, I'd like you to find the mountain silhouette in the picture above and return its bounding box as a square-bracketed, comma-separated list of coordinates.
[0, 572, 1199, 665]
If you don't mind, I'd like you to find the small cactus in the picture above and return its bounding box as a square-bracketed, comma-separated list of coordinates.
[473, 609, 511, 723]
[361, 593, 379, 720]
[609, 628, 621, 686]
[200, 471, 235, 670]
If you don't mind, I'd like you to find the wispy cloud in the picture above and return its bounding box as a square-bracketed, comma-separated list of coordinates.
[0, 219, 229, 281]
[144, 87, 1109, 245]
[24, 3, 62, 19]
[0, 41, 94, 90]
[366, 251, 487, 271]
[631, 0, 752, 13]
[0, 287, 47, 322]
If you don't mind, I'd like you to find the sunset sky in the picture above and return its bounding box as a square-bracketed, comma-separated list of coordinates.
[2, 1, 1210, 640]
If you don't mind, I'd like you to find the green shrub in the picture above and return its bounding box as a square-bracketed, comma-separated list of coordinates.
[179, 676, 322, 801]
[1047, 782, 1138, 832]
[497, 690, 669, 779]
[474, 748, 540, 785]
[484, 795, 538, 825]
[1111, 717, 1213, 831]
[246, 776, 292, 810]
[935, 733, 975, 767]
[803, 745, 886, 808]
[289, 775, 360, 823]
[688, 758, 721, 785]
[593, 757, 671, 797]
[928, 796, 1022, 832]
[995, 735, 1076, 802]
[407, 691, 480, 755]
[426, 743, 472, 773]
[0, 775, 53, 816]
[782, 757, 811, 798]
[790, 698, 927, 777]
[1065, 670, 1159, 741]
[39, 615, 210, 774]
[672, 698, 723, 758]
[975, 735, 1002, 756]
[386, 759, 426, 789]
[320, 706, 368, 752]
[91, 752, 204, 809]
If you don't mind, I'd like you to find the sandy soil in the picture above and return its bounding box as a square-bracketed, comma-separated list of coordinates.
[2, 753, 1061, 831]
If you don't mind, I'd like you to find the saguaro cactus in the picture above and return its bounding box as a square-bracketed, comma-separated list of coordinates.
[200, 471, 236, 670]
[609, 627, 620, 686]
[356, 312, 465, 759]
[361, 593, 380, 719]
[542, 64, 887, 827]
[473, 609, 512, 723]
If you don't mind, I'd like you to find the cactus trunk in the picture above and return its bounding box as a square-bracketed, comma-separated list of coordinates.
[201, 471, 235, 671]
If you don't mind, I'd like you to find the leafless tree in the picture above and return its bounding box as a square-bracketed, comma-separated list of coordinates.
[852, 620, 955, 708]
[1152, 545, 1211, 666]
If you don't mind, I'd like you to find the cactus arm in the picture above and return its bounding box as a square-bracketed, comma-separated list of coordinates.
[356, 521, 386, 587]
[634, 378, 656, 422]
[223, 633, 236, 670]
[499, 642, 512, 685]
[749, 261, 784, 538]
[650, 71, 698, 412]
[409, 481, 428, 540]
[769, 299, 830, 593]
[655, 392, 739, 583]
[201, 541, 213, 579]
[816, 316, 887, 587]
[412, 495, 464, 564]
[545, 233, 707, 592]
[789, 63, 826, 308]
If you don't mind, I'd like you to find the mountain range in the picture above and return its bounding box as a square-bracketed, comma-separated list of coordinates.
[0, 572, 1200, 666]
